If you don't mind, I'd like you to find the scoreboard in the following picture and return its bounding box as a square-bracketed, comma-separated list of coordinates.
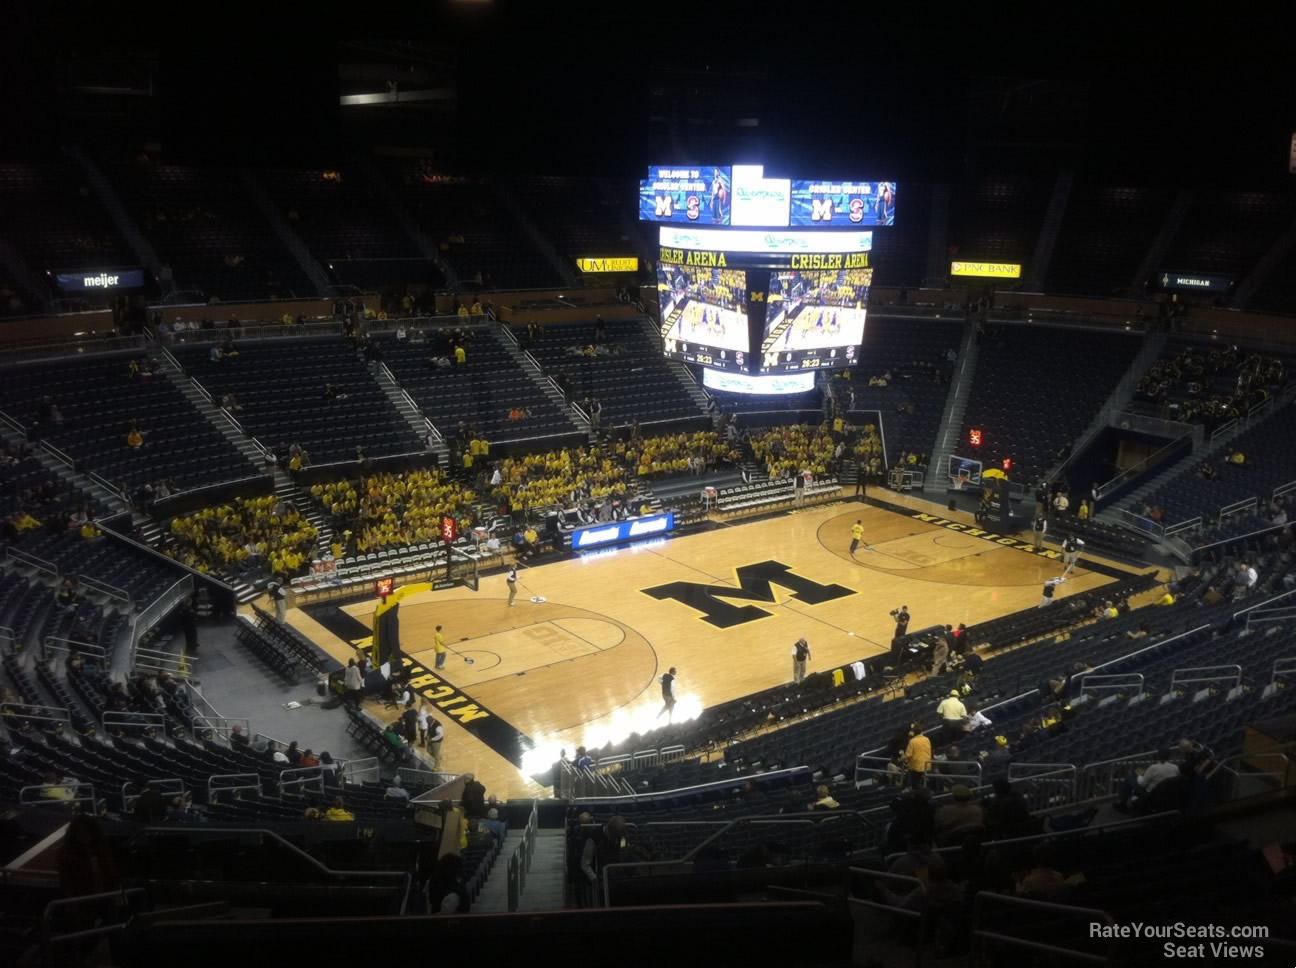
[646, 164, 892, 375]
[789, 181, 895, 227]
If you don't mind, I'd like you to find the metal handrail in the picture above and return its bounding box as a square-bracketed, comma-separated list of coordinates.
[190, 714, 250, 743]
[102, 709, 167, 735]
[2, 701, 73, 727]
[207, 773, 261, 801]
[122, 777, 185, 811]
[1078, 624, 1210, 679]
[1169, 664, 1242, 695]
[41, 887, 147, 965]
[42, 636, 104, 661]
[1077, 672, 1145, 700]
[78, 575, 131, 606]
[39, 439, 76, 467]
[20, 781, 96, 808]
[7, 546, 60, 577]
[340, 756, 381, 786]
[1233, 587, 1296, 621]
[279, 766, 325, 797]
[845, 867, 928, 966]
[1094, 432, 1193, 501]
[970, 892, 1117, 965]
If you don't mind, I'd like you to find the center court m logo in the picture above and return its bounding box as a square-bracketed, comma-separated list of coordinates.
[642, 560, 854, 629]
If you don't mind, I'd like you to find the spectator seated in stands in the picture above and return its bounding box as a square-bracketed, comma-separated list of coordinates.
[385, 776, 410, 800]
[166, 496, 317, 579]
[749, 424, 838, 478]
[490, 446, 627, 512]
[934, 785, 984, 845]
[312, 468, 472, 553]
[617, 431, 737, 477]
[813, 784, 840, 810]
[382, 721, 411, 762]
[482, 807, 506, 841]
[462, 773, 487, 819]
[325, 797, 355, 821]
[984, 778, 1036, 839]
[1015, 844, 1069, 899]
[1115, 748, 1178, 813]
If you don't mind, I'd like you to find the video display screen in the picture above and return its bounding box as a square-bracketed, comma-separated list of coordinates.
[760, 267, 872, 372]
[638, 166, 732, 224]
[790, 180, 896, 226]
[658, 264, 749, 369]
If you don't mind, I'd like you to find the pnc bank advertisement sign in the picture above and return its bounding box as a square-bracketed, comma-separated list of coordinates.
[950, 261, 1022, 279]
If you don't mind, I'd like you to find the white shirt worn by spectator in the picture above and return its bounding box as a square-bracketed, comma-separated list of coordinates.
[1245, 567, 1258, 588]
[965, 710, 992, 731]
[1138, 761, 1180, 793]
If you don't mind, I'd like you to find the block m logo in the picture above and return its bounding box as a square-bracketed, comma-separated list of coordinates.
[655, 195, 674, 218]
[810, 197, 835, 222]
[643, 560, 854, 629]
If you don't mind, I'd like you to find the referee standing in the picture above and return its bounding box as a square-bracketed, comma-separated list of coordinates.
[506, 564, 518, 607]
[791, 638, 811, 684]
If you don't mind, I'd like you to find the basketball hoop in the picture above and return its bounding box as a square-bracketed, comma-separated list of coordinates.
[950, 472, 971, 491]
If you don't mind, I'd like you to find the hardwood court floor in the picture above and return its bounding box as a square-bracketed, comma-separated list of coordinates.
[287, 496, 1153, 798]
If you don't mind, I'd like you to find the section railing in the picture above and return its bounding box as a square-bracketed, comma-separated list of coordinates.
[2, 702, 72, 730]
[122, 777, 185, 812]
[279, 766, 325, 797]
[207, 773, 261, 801]
[505, 799, 539, 912]
[20, 781, 97, 810]
[102, 709, 167, 737]
[129, 575, 194, 667]
[1075, 672, 1145, 702]
[7, 546, 60, 578]
[78, 575, 131, 607]
[970, 893, 1117, 965]
[1094, 432, 1193, 501]
[1076, 749, 1163, 801]
[1168, 664, 1242, 697]
[42, 636, 104, 663]
[340, 756, 381, 786]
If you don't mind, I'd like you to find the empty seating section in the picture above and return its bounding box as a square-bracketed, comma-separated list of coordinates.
[379, 330, 571, 441]
[108, 161, 314, 300]
[846, 316, 963, 459]
[960, 326, 1141, 482]
[0, 355, 257, 489]
[526, 322, 702, 425]
[174, 340, 422, 463]
[384, 164, 559, 288]
[1162, 191, 1296, 283]
[870, 183, 929, 287]
[0, 269, 31, 317]
[0, 161, 131, 274]
[258, 169, 428, 289]
[1048, 185, 1175, 296]
[1136, 403, 1296, 526]
[1249, 241, 1296, 313]
[513, 175, 632, 262]
[715, 477, 841, 516]
[949, 176, 1053, 270]
[13, 531, 182, 606]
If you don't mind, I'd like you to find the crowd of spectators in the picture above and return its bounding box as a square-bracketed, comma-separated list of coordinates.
[312, 469, 474, 555]
[1135, 345, 1287, 428]
[746, 420, 881, 479]
[488, 446, 627, 511]
[165, 496, 317, 579]
[616, 430, 737, 477]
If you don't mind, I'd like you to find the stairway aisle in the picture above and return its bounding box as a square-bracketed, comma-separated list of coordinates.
[922, 317, 979, 494]
[471, 827, 568, 914]
[494, 323, 590, 437]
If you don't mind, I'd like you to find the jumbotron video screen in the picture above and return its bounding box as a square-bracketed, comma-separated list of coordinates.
[657, 264, 750, 370]
[760, 267, 871, 372]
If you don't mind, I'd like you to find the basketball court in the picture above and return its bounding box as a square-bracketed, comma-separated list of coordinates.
[284, 495, 1156, 798]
